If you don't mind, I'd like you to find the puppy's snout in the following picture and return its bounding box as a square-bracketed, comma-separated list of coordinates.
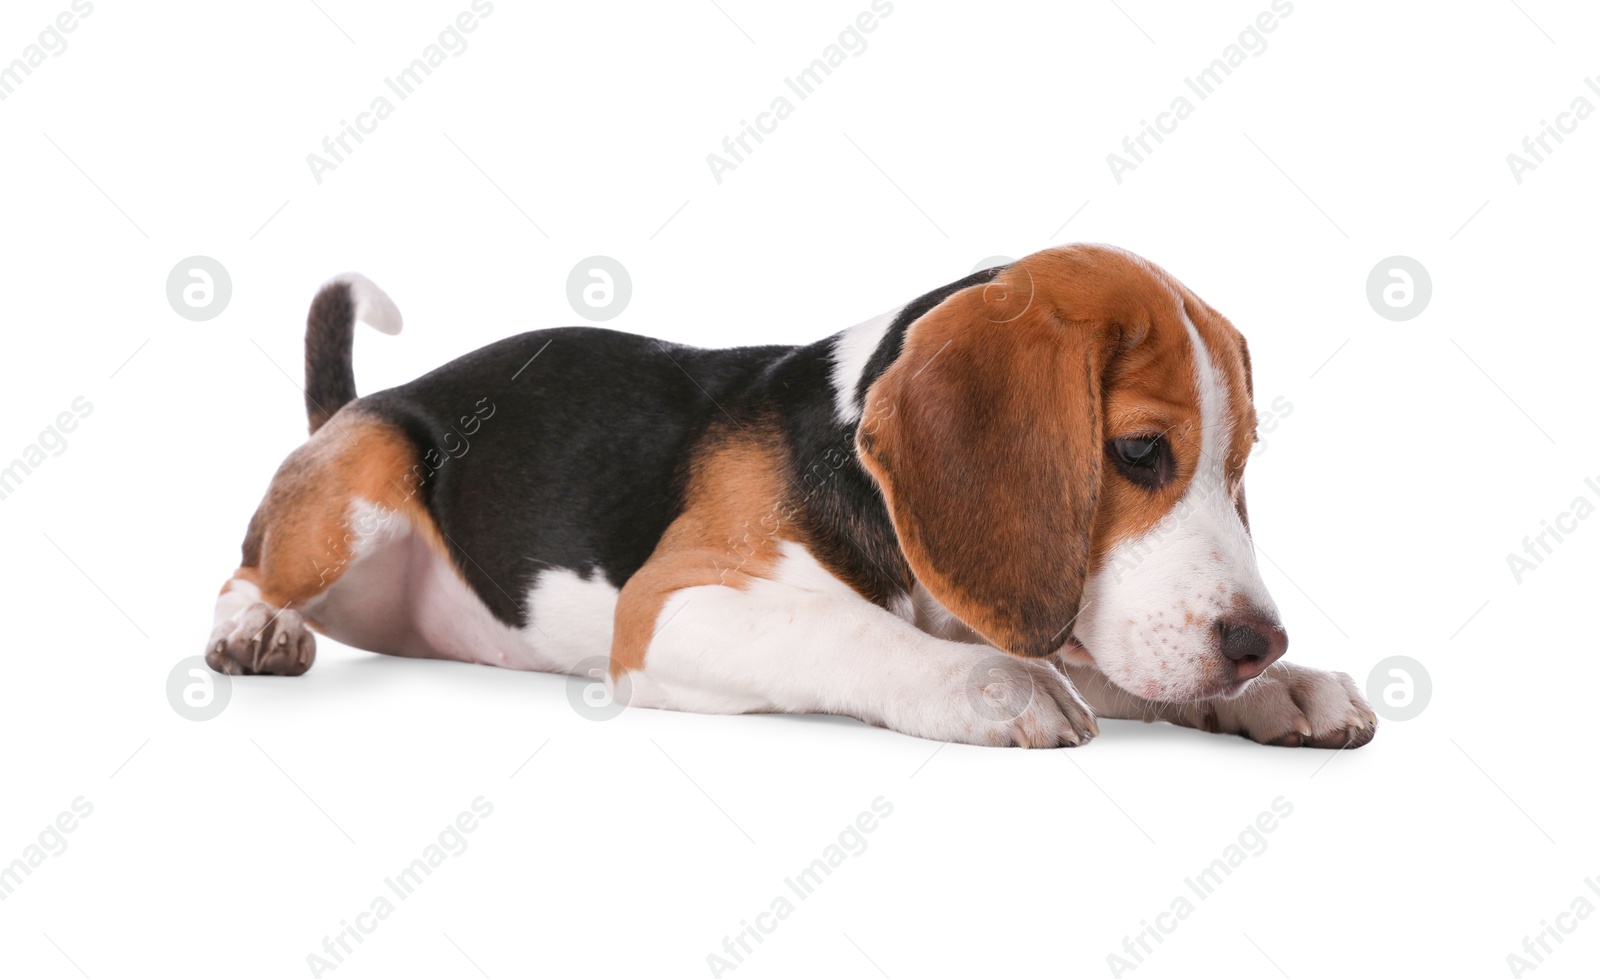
[1215, 617, 1287, 681]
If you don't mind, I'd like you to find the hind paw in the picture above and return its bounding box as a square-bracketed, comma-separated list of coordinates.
[206, 602, 316, 676]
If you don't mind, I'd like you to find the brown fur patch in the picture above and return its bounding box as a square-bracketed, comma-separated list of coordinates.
[610, 427, 795, 677]
[229, 411, 454, 611]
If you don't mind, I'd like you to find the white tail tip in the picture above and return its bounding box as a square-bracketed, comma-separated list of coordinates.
[325, 272, 403, 335]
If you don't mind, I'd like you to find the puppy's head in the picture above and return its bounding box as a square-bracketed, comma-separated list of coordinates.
[858, 244, 1282, 703]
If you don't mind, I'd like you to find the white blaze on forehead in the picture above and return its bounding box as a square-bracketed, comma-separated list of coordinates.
[1174, 314, 1264, 586]
[1185, 317, 1231, 489]
[830, 307, 901, 425]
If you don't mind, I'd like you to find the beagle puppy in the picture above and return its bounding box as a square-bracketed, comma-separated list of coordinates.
[207, 244, 1376, 749]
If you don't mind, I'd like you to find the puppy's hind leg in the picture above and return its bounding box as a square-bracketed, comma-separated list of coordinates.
[206, 413, 426, 676]
[208, 272, 411, 676]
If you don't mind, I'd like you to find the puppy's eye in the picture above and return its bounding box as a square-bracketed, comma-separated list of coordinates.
[1107, 436, 1173, 489]
[1113, 437, 1160, 467]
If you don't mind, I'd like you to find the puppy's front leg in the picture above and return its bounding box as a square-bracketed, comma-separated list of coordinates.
[615, 579, 1098, 748]
[1059, 660, 1377, 748]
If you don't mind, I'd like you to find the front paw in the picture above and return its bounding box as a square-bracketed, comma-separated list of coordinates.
[910, 655, 1099, 748]
[1209, 662, 1377, 748]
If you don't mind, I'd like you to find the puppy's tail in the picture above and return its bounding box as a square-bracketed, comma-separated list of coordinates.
[304, 273, 403, 433]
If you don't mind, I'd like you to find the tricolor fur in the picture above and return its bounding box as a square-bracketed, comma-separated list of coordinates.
[207, 247, 1376, 748]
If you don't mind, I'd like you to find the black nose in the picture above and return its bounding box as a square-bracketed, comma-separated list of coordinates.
[1215, 617, 1288, 681]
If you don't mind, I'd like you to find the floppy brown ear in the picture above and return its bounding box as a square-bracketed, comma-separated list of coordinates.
[857, 277, 1121, 658]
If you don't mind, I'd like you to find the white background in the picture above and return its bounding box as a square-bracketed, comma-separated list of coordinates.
[1, 0, 1596, 976]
